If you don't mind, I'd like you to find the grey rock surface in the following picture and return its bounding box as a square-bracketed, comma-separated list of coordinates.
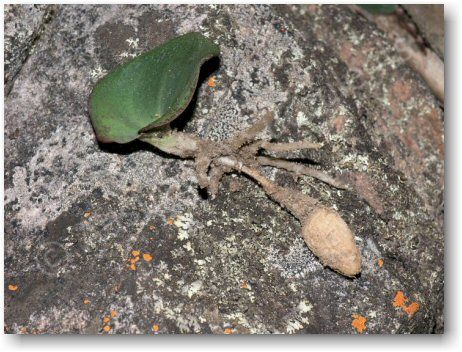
[4, 4, 56, 95]
[4, 4, 444, 334]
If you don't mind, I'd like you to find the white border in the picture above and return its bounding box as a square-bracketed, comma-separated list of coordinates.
[1, 1, 460, 351]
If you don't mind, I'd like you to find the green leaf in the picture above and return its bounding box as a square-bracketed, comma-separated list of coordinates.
[358, 4, 396, 15]
[89, 32, 220, 144]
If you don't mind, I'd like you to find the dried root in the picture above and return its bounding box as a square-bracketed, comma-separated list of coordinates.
[256, 156, 350, 190]
[140, 110, 361, 277]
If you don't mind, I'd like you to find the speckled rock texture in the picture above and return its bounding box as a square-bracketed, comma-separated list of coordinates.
[4, 4, 444, 334]
[4, 4, 56, 95]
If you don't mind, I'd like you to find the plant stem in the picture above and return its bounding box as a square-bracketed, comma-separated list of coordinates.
[216, 156, 318, 220]
[139, 131, 201, 158]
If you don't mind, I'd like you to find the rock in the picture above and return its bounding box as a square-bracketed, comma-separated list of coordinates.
[4, 4, 443, 334]
[3, 4, 57, 95]
[403, 4, 444, 60]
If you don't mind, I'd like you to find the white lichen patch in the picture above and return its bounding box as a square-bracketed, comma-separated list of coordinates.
[297, 300, 313, 314]
[152, 278, 165, 287]
[223, 312, 257, 333]
[174, 213, 194, 241]
[194, 259, 206, 266]
[151, 292, 202, 333]
[90, 65, 107, 80]
[115, 37, 141, 60]
[339, 153, 370, 172]
[126, 37, 139, 48]
[296, 111, 309, 126]
[170, 247, 186, 259]
[238, 281, 256, 303]
[182, 241, 194, 254]
[177, 231, 189, 241]
[389, 183, 399, 193]
[181, 280, 203, 298]
[286, 319, 304, 334]
[368, 310, 377, 318]
[291, 46, 305, 61]
[118, 51, 137, 59]
[217, 236, 238, 256]
[288, 282, 299, 292]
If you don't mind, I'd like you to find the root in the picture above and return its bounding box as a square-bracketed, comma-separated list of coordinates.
[259, 140, 323, 153]
[257, 156, 350, 190]
[228, 110, 274, 150]
[208, 163, 230, 198]
[215, 156, 318, 219]
[195, 153, 213, 189]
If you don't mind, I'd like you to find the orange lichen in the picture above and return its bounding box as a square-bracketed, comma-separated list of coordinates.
[393, 291, 407, 308]
[143, 253, 153, 262]
[351, 314, 367, 334]
[167, 218, 174, 225]
[153, 324, 160, 332]
[83, 298, 90, 305]
[224, 328, 233, 334]
[130, 263, 137, 271]
[392, 291, 420, 318]
[103, 316, 110, 323]
[207, 76, 216, 87]
[129, 256, 140, 264]
[8, 284, 18, 291]
[84, 211, 92, 218]
[132, 250, 140, 257]
[377, 258, 384, 267]
[111, 310, 118, 318]
[103, 325, 112, 332]
[240, 281, 250, 290]
[403, 302, 420, 317]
